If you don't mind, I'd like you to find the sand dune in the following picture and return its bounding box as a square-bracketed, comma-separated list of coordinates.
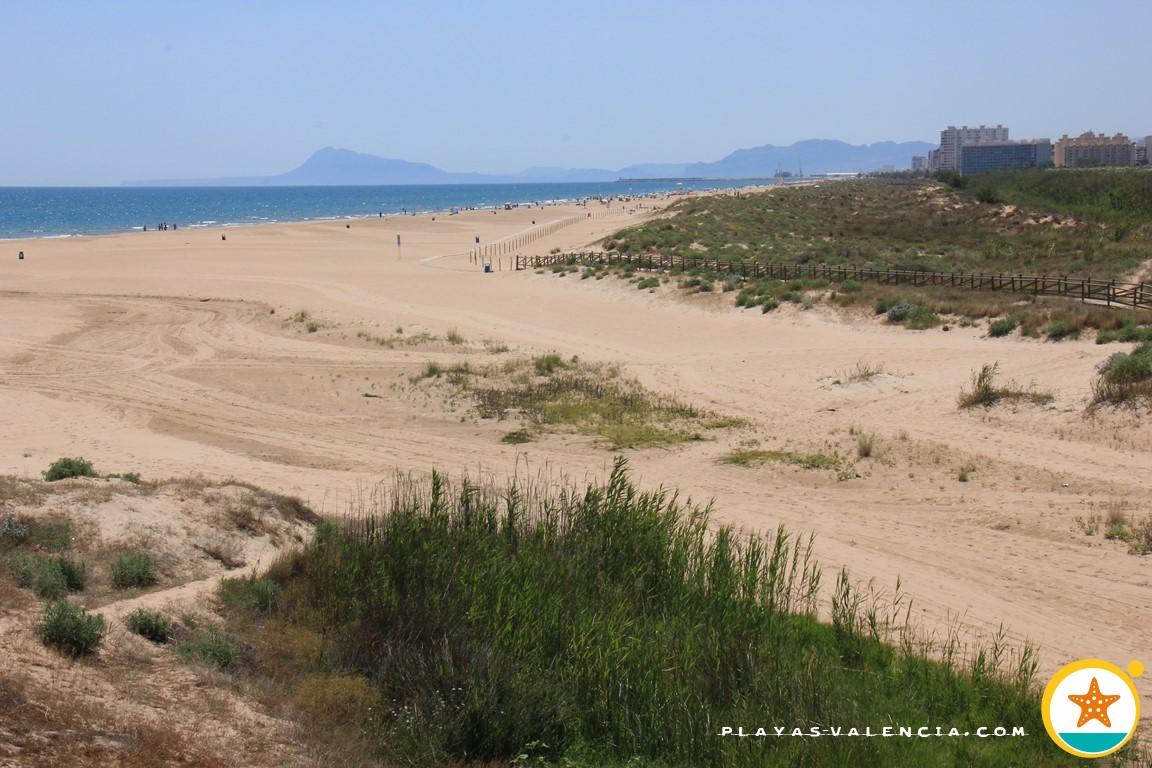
[1, 197, 1148, 720]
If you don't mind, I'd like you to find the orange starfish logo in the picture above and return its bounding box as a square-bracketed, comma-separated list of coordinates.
[1067, 676, 1121, 728]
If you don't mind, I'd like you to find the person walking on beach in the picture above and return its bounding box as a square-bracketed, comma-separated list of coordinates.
[18, 251, 24, 260]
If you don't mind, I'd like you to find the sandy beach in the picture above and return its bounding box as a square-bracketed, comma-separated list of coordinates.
[1, 193, 1148, 719]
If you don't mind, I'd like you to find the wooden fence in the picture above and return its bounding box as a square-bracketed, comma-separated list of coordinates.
[516, 252, 1152, 310]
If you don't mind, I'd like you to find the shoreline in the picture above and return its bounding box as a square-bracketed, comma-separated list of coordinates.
[0, 181, 761, 243]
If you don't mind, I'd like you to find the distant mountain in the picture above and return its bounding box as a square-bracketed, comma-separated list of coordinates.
[681, 139, 936, 178]
[277, 148, 459, 185]
[123, 140, 935, 187]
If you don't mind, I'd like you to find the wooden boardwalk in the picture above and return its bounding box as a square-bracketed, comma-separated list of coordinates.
[516, 251, 1152, 311]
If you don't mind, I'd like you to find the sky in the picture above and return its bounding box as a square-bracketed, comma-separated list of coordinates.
[2, 0, 1150, 185]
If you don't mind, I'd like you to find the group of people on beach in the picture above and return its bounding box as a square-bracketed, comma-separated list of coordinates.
[144, 222, 177, 231]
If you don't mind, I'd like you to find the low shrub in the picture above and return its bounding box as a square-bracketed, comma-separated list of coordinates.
[25, 518, 72, 550]
[720, 449, 841, 470]
[501, 429, 533, 444]
[886, 303, 915, 323]
[1091, 344, 1152, 407]
[1105, 350, 1152, 384]
[1044, 321, 1077, 341]
[177, 625, 243, 669]
[0, 511, 27, 543]
[32, 560, 68, 598]
[988, 317, 1019, 338]
[874, 296, 907, 315]
[904, 306, 942, 330]
[110, 551, 157, 589]
[55, 556, 87, 592]
[42, 457, 96, 482]
[533, 353, 566, 376]
[1128, 518, 1152, 555]
[975, 186, 1002, 205]
[220, 577, 281, 614]
[9, 553, 86, 598]
[1096, 324, 1152, 344]
[126, 608, 173, 644]
[39, 600, 105, 657]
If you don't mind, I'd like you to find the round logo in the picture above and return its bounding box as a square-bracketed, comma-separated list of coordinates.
[1042, 659, 1142, 758]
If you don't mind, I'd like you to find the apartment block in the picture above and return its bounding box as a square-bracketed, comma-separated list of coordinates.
[937, 125, 1009, 172]
[1053, 132, 1135, 167]
[958, 139, 1052, 175]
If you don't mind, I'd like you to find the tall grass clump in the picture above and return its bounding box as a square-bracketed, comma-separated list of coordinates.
[958, 363, 1054, 409]
[225, 460, 1053, 767]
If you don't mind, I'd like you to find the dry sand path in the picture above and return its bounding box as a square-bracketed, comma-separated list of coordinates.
[1, 198, 1149, 718]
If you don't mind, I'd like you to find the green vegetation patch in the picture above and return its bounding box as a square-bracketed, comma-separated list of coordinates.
[1096, 322, 1152, 345]
[221, 461, 1054, 767]
[0, 512, 71, 551]
[125, 608, 173, 644]
[219, 576, 281, 614]
[988, 316, 1019, 338]
[176, 623, 244, 669]
[500, 429, 534, 445]
[1092, 344, 1152, 408]
[611, 174, 1152, 279]
[1077, 508, 1152, 556]
[9, 552, 86, 598]
[39, 600, 105, 657]
[416, 355, 729, 450]
[954, 167, 1152, 225]
[42, 457, 97, 482]
[109, 551, 157, 589]
[719, 448, 842, 470]
[958, 363, 1054, 409]
[598, 173, 1152, 334]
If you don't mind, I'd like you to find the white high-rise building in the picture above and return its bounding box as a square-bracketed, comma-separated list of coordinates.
[937, 125, 1010, 172]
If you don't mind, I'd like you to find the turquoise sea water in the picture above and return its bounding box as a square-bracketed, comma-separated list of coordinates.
[0, 180, 772, 240]
[1058, 731, 1128, 754]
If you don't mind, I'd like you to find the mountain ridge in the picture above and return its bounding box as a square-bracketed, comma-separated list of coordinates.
[123, 140, 935, 186]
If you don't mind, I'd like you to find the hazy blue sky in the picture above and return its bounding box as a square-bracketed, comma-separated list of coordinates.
[3, 0, 1150, 185]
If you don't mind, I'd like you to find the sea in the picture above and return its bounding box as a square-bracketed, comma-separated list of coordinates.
[0, 180, 774, 240]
